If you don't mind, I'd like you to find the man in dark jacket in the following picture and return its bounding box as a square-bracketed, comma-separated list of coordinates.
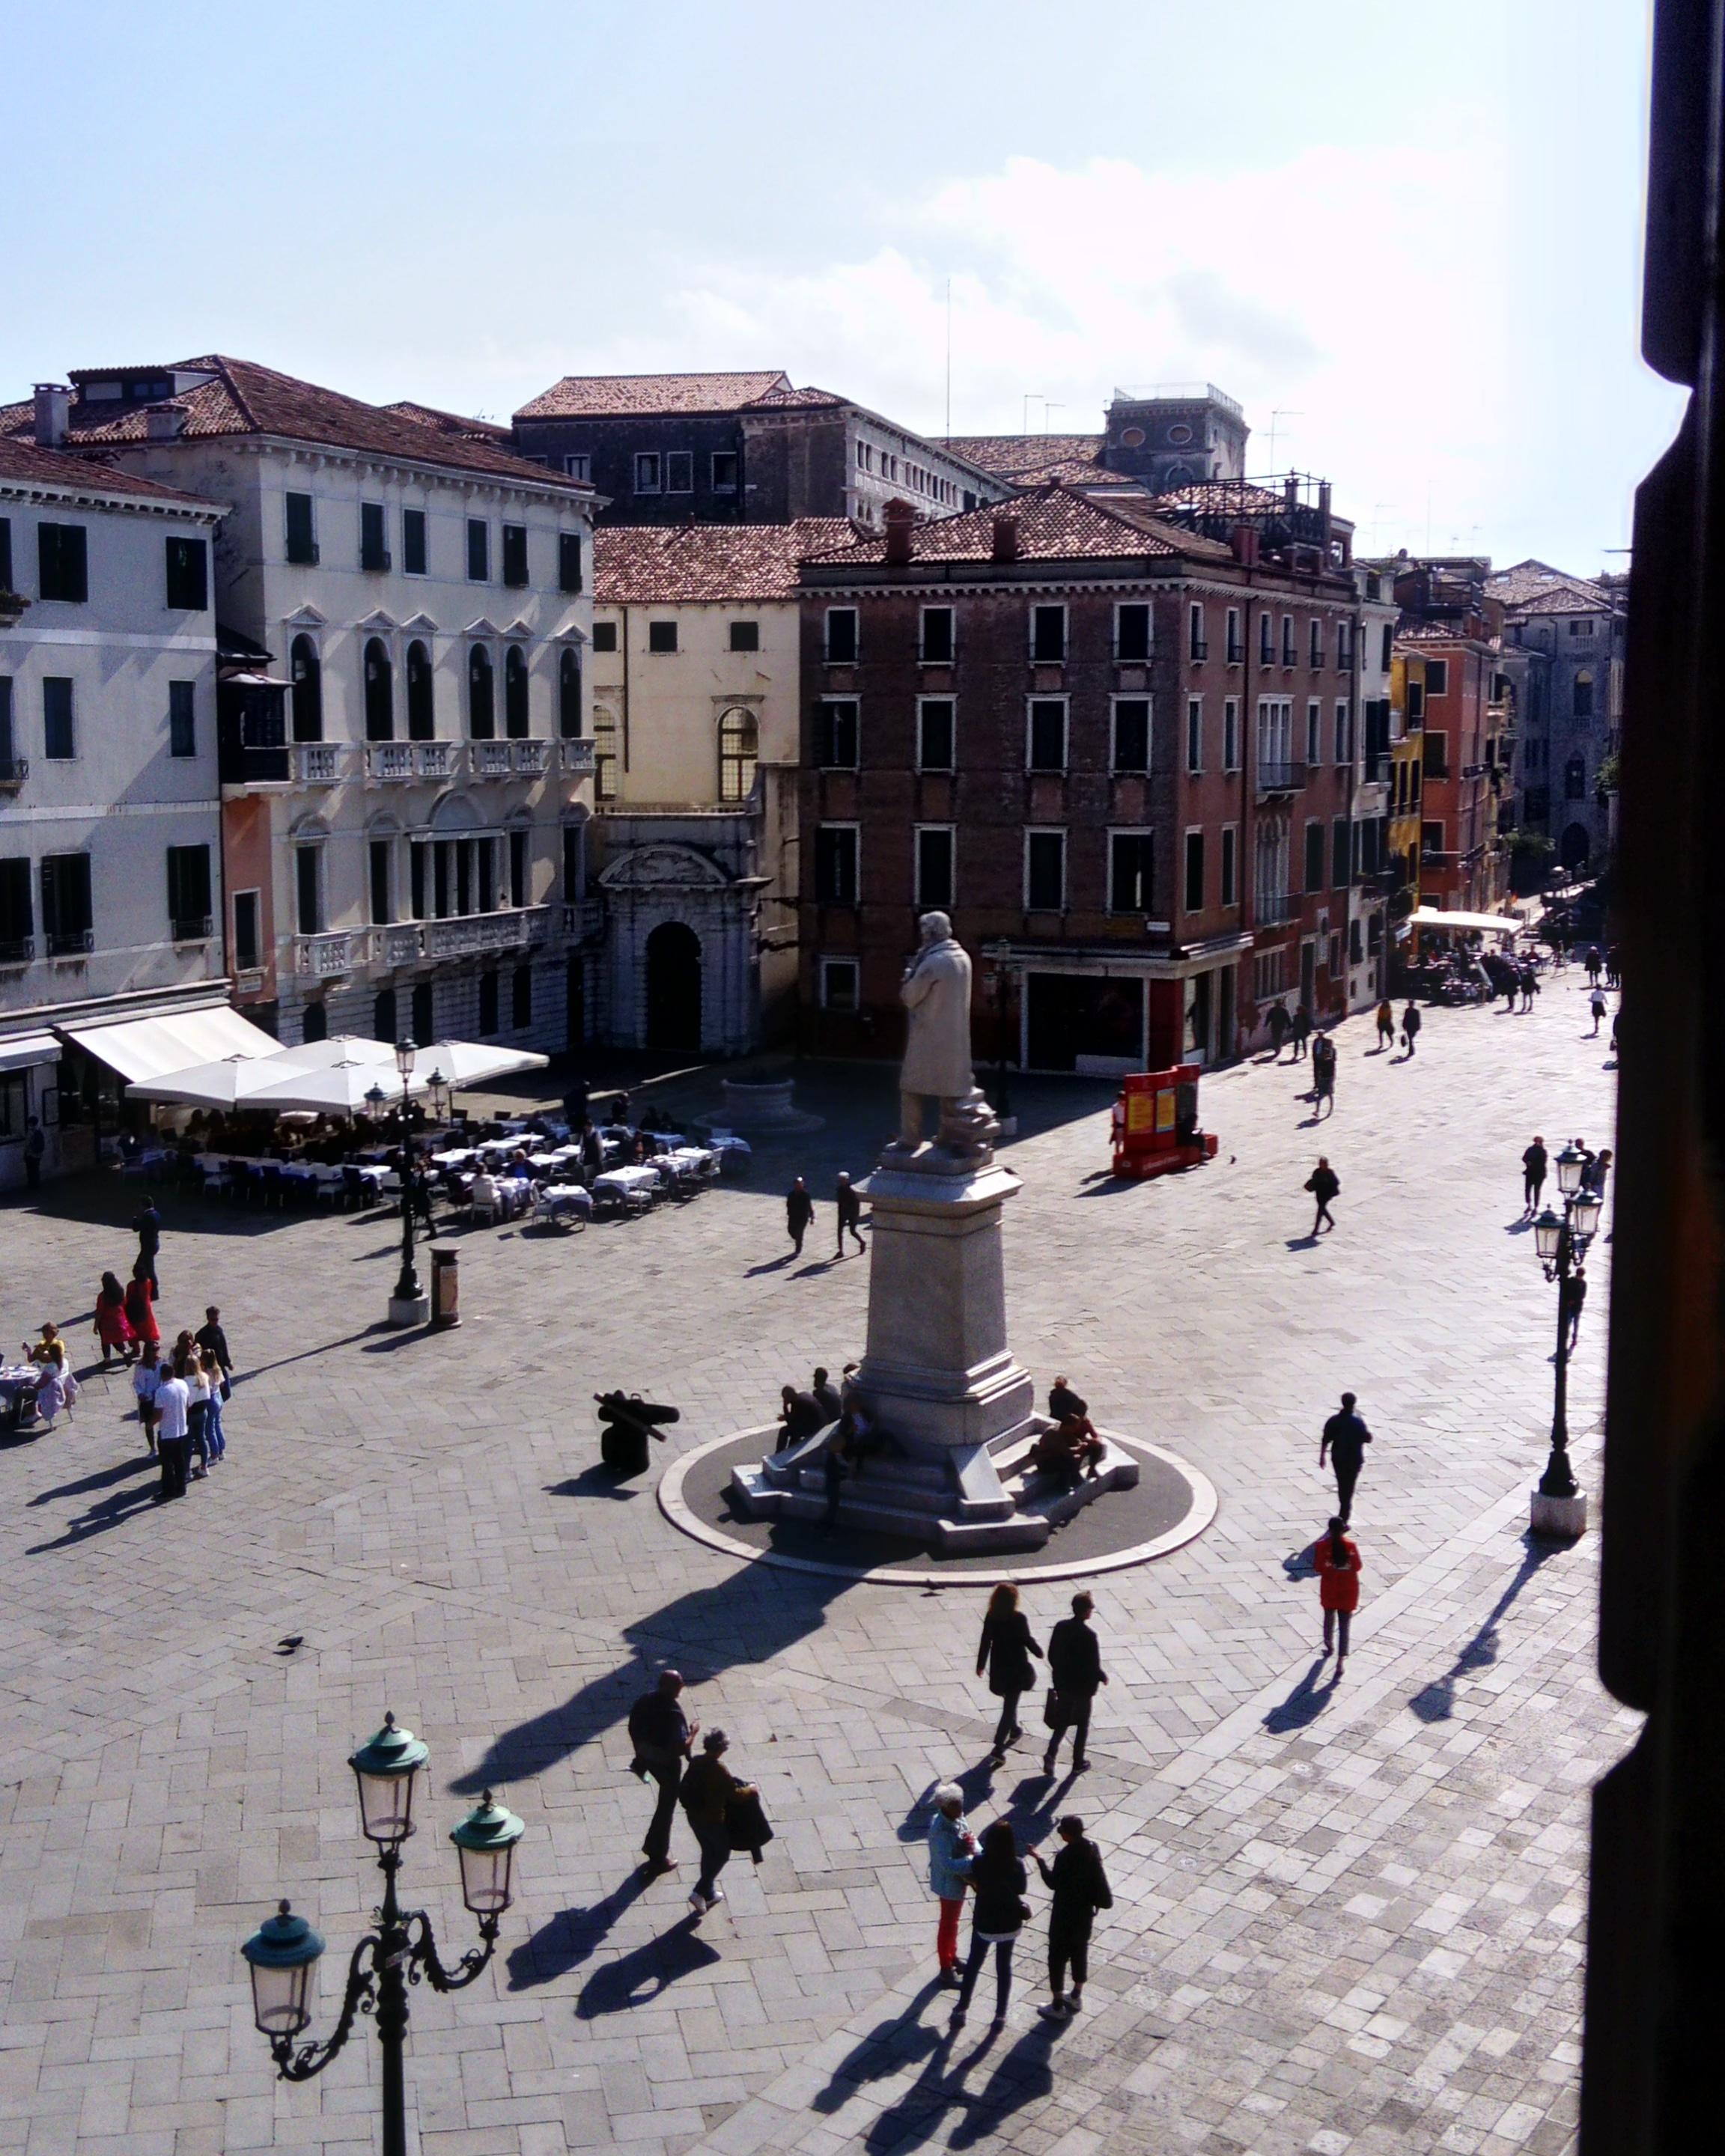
[785, 1176, 815, 1257]
[1320, 1391, 1373, 1523]
[132, 1199, 162, 1288]
[195, 1306, 233, 1387]
[1042, 1592, 1107, 1776]
[834, 1172, 866, 1258]
[1401, 1001, 1422, 1054]
[1311, 1032, 1336, 1115]
[681, 1728, 755, 1916]
[1290, 1005, 1312, 1059]
[811, 1367, 842, 1423]
[627, 1670, 696, 1876]
[1522, 1135, 1548, 1216]
[1305, 1157, 1340, 1234]
[1033, 1816, 1112, 2019]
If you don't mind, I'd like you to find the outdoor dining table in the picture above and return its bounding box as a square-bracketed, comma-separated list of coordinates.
[428, 1148, 478, 1171]
[592, 1164, 660, 1211]
[0, 1364, 44, 1429]
[535, 1183, 593, 1226]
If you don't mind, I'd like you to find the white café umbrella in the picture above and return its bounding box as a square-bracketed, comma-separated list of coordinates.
[246, 1050, 431, 1118]
[402, 1041, 550, 1089]
[124, 1036, 392, 1109]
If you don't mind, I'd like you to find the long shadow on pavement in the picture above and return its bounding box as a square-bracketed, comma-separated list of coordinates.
[28, 1455, 154, 1507]
[507, 1870, 649, 1990]
[1263, 1657, 1339, 1733]
[860, 2018, 1058, 2155]
[574, 1912, 720, 2017]
[1410, 1535, 1563, 1723]
[448, 1562, 854, 1796]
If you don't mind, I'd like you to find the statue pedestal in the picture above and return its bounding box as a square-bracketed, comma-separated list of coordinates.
[854, 1153, 1034, 1452]
[729, 1140, 1138, 1553]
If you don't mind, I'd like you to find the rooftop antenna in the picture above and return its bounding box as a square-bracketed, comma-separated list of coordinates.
[944, 279, 952, 441]
[1266, 408, 1302, 471]
[1023, 393, 1045, 434]
[1044, 403, 1065, 437]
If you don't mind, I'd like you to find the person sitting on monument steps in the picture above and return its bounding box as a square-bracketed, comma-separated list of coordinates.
[1047, 1376, 1087, 1422]
[812, 1366, 842, 1423]
[892, 912, 996, 1158]
[776, 1384, 824, 1449]
[1031, 1406, 1105, 1489]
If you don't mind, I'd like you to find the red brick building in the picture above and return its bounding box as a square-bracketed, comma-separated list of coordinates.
[796, 484, 1370, 1074]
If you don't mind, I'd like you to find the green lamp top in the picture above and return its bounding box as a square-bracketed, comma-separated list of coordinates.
[348, 1711, 429, 1782]
[242, 1898, 325, 1970]
[451, 1789, 526, 1854]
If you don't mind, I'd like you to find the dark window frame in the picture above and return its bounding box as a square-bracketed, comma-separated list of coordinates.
[168, 679, 196, 758]
[402, 508, 428, 576]
[285, 492, 318, 566]
[502, 524, 529, 589]
[165, 535, 208, 611]
[37, 522, 88, 603]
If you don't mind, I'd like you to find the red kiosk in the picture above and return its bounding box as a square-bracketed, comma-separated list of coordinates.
[1110, 1064, 1220, 1180]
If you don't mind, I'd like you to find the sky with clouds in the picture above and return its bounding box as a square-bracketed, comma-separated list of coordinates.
[1, 0, 1682, 572]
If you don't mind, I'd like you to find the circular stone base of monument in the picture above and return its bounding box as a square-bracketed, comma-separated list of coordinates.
[659, 1428, 1216, 1587]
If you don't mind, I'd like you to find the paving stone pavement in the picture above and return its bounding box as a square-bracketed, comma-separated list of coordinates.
[0, 972, 1625, 2155]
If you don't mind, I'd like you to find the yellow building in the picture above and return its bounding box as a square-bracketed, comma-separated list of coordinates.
[587, 520, 848, 1053]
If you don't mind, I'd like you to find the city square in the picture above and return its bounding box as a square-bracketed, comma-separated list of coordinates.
[0, 973, 1625, 2155]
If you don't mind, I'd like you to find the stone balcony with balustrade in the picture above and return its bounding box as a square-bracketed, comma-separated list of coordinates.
[264, 738, 558, 791]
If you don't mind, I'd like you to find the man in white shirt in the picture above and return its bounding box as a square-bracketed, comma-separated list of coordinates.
[154, 1367, 192, 1501]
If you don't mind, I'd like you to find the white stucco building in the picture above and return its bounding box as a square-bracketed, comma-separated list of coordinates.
[588, 520, 845, 1055]
[0, 427, 231, 1184]
[5, 358, 600, 1061]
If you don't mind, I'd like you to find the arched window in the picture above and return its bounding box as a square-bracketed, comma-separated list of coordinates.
[717, 707, 758, 803]
[504, 645, 529, 738]
[406, 641, 434, 740]
[468, 646, 494, 739]
[374, 987, 397, 1043]
[362, 639, 393, 742]
[559, 647, 582, 739]
[302, 1000, 329, 1044]
[1565, 753, 1587, 800]
[1573, 669, 1594, 719]
[592, 705, 617, 802]
[290, 635, 323, 743]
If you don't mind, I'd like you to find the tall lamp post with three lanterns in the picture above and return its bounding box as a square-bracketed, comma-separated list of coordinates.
[1529, 1140, 1603, 1536]
[241, 1714, 523, 2156]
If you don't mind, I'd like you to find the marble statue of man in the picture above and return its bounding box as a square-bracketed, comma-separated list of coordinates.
[895, 913, 997, 1159]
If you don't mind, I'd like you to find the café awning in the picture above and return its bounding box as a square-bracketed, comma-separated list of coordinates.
[1406, 908, 1521, 937]
[0, 1031, 61, 1074]
[59, 1005, 282, 1082]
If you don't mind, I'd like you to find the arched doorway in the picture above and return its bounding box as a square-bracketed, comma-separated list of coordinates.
[645, 922, 702, 1053]
[1560, 821, 1592, 873]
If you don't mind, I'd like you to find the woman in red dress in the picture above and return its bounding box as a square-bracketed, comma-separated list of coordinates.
[93, 1272, 136, 1365]
[123, 1262, 160, 1349]
[1312, 1515, 1362, 1675]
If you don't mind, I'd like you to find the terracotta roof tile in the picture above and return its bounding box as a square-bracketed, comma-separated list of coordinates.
[938, 433, 1105, 476]
[516, 370, 791, 420]
[380, 400, 514, 445]
[803, 482, 1231, 568]
[0, 432, 220, 509]
[595, 518, 854, 604]
[1, 357, 588, 491]
[1149, 479, 1289, 514]
[743, 383, 850, 411]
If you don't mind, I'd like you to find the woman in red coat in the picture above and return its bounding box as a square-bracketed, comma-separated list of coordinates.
[123, 1264, 160, 1349]
[1312, 1515, 1361, 1675]
[93, 1272, 136, 1365]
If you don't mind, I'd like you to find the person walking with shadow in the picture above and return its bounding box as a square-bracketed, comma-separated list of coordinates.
[1304, 1156, 1340, 1235]
[1589, 987, 1608, 1037]
[1320, 1392, 1373, 1523]
[1522, 1135, 1548, 1217]
[1565, 1264, 1589, 1350]
[977, 1583, 1041, 1764]
[785, 1176, 815, 1258]
[1032, 1816, 1112, 2021]
[627, 1670, 696, 1878]
[132, 1196, 162, 1290]
[681, 1729, 751, 1917]
[1266, 1003, 1291, 1060]
[1290, 1005, 1312, 1060]
[1312, 1515, 1362, 1676]
[1042, 1592, 1107, 1776]
[834, 1172, 866, 1258]
[1311, 1032, 1337, 1117]
[1375, 998, 1395, 1051]
[1400, 1002, 1422, 1056]
[949, 1820, 1029, 2032]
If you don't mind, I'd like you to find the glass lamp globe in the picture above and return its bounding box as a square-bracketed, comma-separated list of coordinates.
[395, 1038, 417, 1083]
[450, 1790, 526, 1917]
[1571, 1188, 1603, 1240]
[347, 1713, 430, 1847]
[241, 1901, 325, 2037]
[1556, 1143, 1586, 1196]
[1533, 1208, 1563, 1263]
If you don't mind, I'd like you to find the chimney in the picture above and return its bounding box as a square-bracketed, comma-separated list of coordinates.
[883, 497, 915, 566]
[145, 402, 187, 441]
[991, 511, 1020, 564]
[1230, 523, 1260, 567]
[33, 383, 71, 448]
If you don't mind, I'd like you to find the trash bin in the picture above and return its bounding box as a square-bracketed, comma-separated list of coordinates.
[430, 1246, 461, 1330]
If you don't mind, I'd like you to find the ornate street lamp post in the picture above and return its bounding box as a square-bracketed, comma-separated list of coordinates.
[387, 1042, 428, 1325]
[240, 1714, 523, 2156]
[1529, 1141, 1603, 1534]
